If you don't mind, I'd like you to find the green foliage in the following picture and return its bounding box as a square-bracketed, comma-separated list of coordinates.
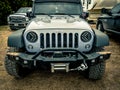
[0, 1, 12, 25]
[8, 0, 32, 11]
[0, 0, 32, 25]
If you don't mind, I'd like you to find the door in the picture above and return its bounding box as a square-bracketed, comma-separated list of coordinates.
[111, 3, 120, 32]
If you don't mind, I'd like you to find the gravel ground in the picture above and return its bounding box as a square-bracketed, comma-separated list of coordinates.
[0, 25, 120, 90]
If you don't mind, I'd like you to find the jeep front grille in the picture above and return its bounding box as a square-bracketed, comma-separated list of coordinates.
[40, 33, 79, 48]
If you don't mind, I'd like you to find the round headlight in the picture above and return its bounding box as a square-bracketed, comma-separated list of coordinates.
[26, 31, 38, 43]
[81, 31, 92, 42]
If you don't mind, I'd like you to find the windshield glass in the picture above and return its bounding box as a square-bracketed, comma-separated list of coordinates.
[34, 2, 82, 15]
[17, 7, 31, 13]
[111, 3, 120, 14]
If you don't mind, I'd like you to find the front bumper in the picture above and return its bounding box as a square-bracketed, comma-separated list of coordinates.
[7, 49, 111, 64]
[9, 23, 28, 30]
[6, 49, 111, 72]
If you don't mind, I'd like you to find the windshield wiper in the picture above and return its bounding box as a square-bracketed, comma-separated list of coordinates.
[36, 13, 48, 15]
[53, 13, 75, 18]
[36, 13, 53, 17]
[54, 13, 67, 15]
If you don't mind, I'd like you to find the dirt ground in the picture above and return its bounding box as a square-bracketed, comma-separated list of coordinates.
[0, 25, 120, 90]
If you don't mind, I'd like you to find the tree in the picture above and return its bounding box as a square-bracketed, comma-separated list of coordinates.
[0, 0, 32, 25]
[8, 0, 32, 11]
[0, 0, 12, 25]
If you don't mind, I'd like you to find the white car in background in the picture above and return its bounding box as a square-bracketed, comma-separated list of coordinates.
[7, 7, 32, 30]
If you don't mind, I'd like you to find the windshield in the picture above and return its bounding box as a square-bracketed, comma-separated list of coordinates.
[111, 3, 120, 14]
[34, 2, 82, 15]
[17, 7, 31, 13]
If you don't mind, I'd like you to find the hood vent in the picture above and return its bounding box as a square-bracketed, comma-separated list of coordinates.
[67, 17, 76, 23]
[41, 17, 51, 23]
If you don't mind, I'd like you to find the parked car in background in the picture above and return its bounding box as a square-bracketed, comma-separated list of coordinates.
[96, 3, 120, 34]
[7, 7, 32, 30]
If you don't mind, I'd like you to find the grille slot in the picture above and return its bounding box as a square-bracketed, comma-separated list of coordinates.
[40, 33, 79, 49]
[52, 33, 56, 47]
[40, 33, 44, 48]
[58, 33, 61, 47]
[63, 33, 67, 47]
[69, 33, 73, 47]
[46, 33, 50, 48]
[74, 33, 78, 48]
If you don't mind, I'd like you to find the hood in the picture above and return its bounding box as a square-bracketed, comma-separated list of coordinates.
[9, 13, 26, 17]
[26, 15, 92, 30]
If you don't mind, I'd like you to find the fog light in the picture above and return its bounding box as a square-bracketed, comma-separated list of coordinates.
[85, 44, 90, 49]
[24, 61, 28, 64]
[15, 57, 19, 60]
[100, 56, 104, 59]
[28, 45, 33, 49]
[91, 59, 95, 63]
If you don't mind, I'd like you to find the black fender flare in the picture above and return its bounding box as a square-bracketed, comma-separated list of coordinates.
[8, 29, 25, 48]
[93, 29, 109, 47]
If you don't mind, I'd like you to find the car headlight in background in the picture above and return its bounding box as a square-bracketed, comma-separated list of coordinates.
[26, 31, 38, 43]
[7, 16, 10, 22]
[81, 31, 92, 42]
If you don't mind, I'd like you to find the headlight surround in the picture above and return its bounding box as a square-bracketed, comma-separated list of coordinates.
[26, 31, 38, 43]
[81, 31, 92, 42]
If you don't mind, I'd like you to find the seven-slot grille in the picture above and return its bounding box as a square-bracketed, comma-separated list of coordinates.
[40, 33, 79, 48]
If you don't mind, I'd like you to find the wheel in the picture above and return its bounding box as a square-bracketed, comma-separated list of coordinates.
[5, 57, 23, 78]
[4, 47, 30, 78]
[87, 62, 106, 80]
[97, 23, 104, 32]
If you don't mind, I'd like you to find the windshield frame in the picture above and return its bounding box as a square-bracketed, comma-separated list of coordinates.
[111, 3, 120, 14]
[33, 2, 83, 16]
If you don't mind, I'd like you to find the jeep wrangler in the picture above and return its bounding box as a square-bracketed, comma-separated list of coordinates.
[5, 0, 111, 79]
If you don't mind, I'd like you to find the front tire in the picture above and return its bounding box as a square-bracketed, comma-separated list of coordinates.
[87, 62, 106, 80]
[5, 57, 25, 78]
[4, 47, 30, 78]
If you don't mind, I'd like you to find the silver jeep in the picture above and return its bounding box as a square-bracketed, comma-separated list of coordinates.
[5, 0, 111, 80]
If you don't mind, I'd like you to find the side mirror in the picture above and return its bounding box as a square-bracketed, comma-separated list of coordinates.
[26, 11, 34, 18]
[82, 12, 89, 19]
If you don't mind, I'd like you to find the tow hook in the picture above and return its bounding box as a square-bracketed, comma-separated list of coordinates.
[70, 61, 88, 71]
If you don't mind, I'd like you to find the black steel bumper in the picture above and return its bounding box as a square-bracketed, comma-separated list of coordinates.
[7, 49, 111, 64]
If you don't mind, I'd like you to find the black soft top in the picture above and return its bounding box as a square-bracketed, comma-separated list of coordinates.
[34, 0, 81, 3]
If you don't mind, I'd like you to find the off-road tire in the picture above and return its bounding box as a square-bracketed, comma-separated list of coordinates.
[5, 57, 23, 78]
[97, 23, 105, 32]
[87, 62, 106, 80]
[5, 47, 30, 78]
